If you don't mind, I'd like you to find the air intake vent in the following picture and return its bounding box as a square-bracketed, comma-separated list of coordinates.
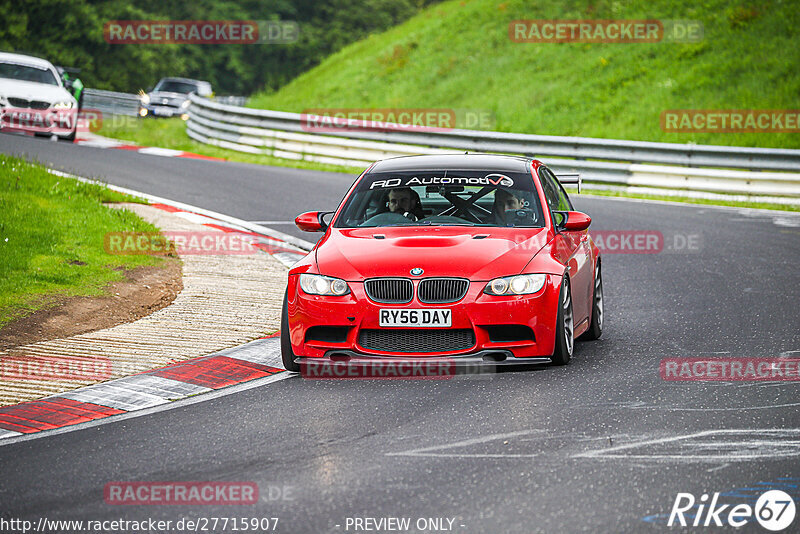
[8, 98, 50, 110]
[485, 325, 535, 342]
[358, 329, 475, 353]
[364, 278, 413, 304]
[305, 326, 350, 343]
[418, 278, 469, 303]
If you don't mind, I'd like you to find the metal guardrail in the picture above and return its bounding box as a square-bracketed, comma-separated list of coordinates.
[214, 96, 248, 107]
[185, 95, 800, 201]
[82, 88, 141, 117]
[82, 90, 248, 118]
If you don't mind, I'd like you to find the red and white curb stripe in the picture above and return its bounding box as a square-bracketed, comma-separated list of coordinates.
[75, 134, 225, 161]
[0, 336, 285, 440]
[148, 202, 308, 267]
[0, 169, 311, 442]
[47, 168, 314, 267]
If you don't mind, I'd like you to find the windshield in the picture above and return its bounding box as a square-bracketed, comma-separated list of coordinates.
[334, 170, 544, 228]
[0, 62, 59, 85]
[154, 80, 199, 94]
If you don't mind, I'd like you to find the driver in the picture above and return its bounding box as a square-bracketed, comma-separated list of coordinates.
[492, 188, 524, 225]
[387, 187, 424, 220]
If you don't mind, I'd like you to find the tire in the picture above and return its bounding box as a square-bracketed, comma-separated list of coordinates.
[551, 276, 574, 365]
[579, 262, 603, 341]
[63, 129, 76, 142]
[281, 290, 300, 372]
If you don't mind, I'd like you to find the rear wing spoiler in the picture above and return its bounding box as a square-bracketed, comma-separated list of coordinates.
[555, 173, 581, 194]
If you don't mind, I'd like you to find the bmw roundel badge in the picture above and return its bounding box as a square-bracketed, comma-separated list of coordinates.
[410, 267, 424, 276]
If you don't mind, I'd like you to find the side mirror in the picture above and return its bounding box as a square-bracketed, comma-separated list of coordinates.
[295, 211, 331, 232]
[555, 211, 591, 231]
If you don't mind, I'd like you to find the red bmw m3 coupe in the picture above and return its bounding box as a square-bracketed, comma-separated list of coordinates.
[282, 154, 602, 371]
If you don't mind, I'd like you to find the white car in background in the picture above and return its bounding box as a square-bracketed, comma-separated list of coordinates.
[0, 52, 78, 141]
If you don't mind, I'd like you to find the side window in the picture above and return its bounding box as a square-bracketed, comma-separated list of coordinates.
[541, 168, 573, 211]
[554, 181, 573, 212]
[539, 167, 571, 226]
[538, 168, 560, 212]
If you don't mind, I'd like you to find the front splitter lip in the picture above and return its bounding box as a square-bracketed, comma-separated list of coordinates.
[296, 349, 552, 367]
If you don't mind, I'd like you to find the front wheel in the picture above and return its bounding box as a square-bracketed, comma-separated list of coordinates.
[281, 290, 300, 372]
[551, 276, 574, 365]
[579, 262, 603, 341]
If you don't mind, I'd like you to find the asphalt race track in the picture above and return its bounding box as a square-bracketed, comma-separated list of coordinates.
[1, 134, 799, 532]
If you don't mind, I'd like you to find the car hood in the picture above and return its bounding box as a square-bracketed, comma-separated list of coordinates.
[0, 79, 71, 103]
[315, 227, 550, 281]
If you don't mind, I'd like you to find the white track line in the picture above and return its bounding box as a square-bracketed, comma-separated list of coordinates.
[386, 430, 540, 458]
[573, 428, 800, 461]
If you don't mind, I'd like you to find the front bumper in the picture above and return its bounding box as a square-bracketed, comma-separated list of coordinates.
[287, 274, 563, 360]
[298, 350, 551, 366]
[140, 104, 187, 118]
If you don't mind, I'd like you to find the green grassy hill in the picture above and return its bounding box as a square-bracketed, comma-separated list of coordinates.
[249, 0, 800, 148]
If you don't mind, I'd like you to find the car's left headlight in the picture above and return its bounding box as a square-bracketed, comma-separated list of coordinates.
[180, 100, 191, 109]
[484, 274, 547, 295]
[53, 101, 74, 110]
[299, 274, 350, 296]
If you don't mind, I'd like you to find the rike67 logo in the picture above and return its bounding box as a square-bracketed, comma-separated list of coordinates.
[669, 490, 796, 530]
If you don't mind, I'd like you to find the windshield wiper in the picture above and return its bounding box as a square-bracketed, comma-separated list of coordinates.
[417, 221, 477, 227]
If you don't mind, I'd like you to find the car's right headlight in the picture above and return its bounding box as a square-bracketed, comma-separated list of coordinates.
[139, 92, 150, 106]
[484, 274, 547, 295]
[299, 274, 350, 296]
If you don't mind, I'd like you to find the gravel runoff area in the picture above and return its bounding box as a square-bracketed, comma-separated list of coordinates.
[0, 203, 288, 407]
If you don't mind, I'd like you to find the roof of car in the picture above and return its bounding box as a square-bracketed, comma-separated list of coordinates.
[369, 154, 537, 173]
[0, 52, 56, 70]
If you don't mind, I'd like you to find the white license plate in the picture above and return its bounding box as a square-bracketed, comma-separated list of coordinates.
[153, 107, 174, 116]
[379, 309, 452, 328]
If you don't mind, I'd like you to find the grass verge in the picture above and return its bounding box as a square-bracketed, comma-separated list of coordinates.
[0, 154, 168, 328]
